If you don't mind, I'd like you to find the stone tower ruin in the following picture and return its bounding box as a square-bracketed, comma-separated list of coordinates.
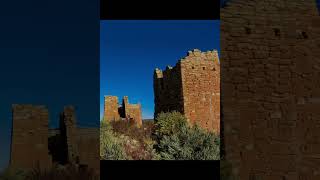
[59, 106, 80, 164]
[10, 104, 52, 170]
[104, 95, 142, 127]
[221, 0, 320, 179]
[10, 104, 99, 175]
[154, 49, 220, 133]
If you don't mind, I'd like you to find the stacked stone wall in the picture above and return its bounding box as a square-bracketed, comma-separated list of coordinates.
[153, 65, 184, 118]
[221, 0, 320, 179]
[181, 49, 220, 132]
[104, 95, 142, 126]
[77, 128, 100, 175]
[154, 49, 220, 133]
[122, 96, 142, 127]
[60, 106, 79, 164]
[10, 104, 99, 176]
[104, 96, 120, 121]
[10, 104, 52, 170]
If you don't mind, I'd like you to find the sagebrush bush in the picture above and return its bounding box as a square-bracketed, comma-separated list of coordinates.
[100, 121, 127, 160]
[154, 111, 188, 139]
[154, 112, 220, 160]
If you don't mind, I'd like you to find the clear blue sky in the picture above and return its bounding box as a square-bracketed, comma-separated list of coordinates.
[100, 20, 220, 120]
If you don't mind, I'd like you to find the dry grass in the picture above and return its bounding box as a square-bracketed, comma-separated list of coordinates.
[110, 120, 155, 144]
[109, 120, 158, 160]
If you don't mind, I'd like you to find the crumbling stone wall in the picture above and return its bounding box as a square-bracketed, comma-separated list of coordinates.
[221, 0, 320, 179]
[104, 95, 142, 127]
[10, 105, 52, 170]
[10, 104, 99, 175]
[122, 96, 142, 127]
[104, 96, 120, 121]
[154, 49, 220, 133]
[77, 128, 100, 175]
[60, 106, 80, 164]
[154, 65, 184, 117]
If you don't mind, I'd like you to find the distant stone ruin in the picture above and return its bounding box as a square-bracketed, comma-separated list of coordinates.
[104, 96, 142, 127]
[10, 104, 99, 175]
[154, 49, 220, 133]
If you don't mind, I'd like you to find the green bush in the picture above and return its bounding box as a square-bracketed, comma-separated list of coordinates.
[153, 112, 220, 160]
[154, 111, 188, 139]
[100, 121, 127, 160]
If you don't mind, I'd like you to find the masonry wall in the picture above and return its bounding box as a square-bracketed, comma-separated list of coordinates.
[60, 106, 79, 164]
[10, 104, 52, 170]
[221, 0, 320, 179]
[181, 50, 220, 133]
[154, 65, 184, 118]
[122, 96, 142, 127]
[154, 49, 220, 133]
[104, 96, 120, 121]
[77, 128, 100, 175]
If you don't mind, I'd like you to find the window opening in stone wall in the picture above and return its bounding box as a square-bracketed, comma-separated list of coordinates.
[203, 67, 206, 70]
[212, 67, 216, 71]
[273, 28, 280, 37]
[192, 66, 195, 69]
[245, 27, 251, 34]
[302, 31, 308, 39]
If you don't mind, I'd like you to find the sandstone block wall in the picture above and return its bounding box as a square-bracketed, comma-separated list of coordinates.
[10, 104, 52, 170]
[104, 96, 120, 121]
[154, 49, 220, 133]
[10, 104, 99, 175]
[77, 128, 100, 175]
[122, 96, 142, 127]
[60, 106, 79, 164]
[221, 0, 320, 179]
[181, 50, 220, 133]
[154, 65, 184, 117]
[104, 95, 142, 127]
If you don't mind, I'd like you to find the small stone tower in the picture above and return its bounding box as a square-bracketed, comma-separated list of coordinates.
[60, 106, 79, 164]
[121, 96, 142, 127]
[104, 95, 142, 127]
[104, 96, 120, 122]
[10, 104, 52, 170]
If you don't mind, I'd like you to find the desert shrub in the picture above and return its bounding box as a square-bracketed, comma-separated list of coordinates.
[114, 130, 160, 160]
[100, 121, 127, 160]
[153, 111, 188, 140]
[101, 120, 158, 160]
[156, 125, 220, 160]
[153, 112, 220, 160]
[111, 120, 154, 144]
[143, 138, 161, 160]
